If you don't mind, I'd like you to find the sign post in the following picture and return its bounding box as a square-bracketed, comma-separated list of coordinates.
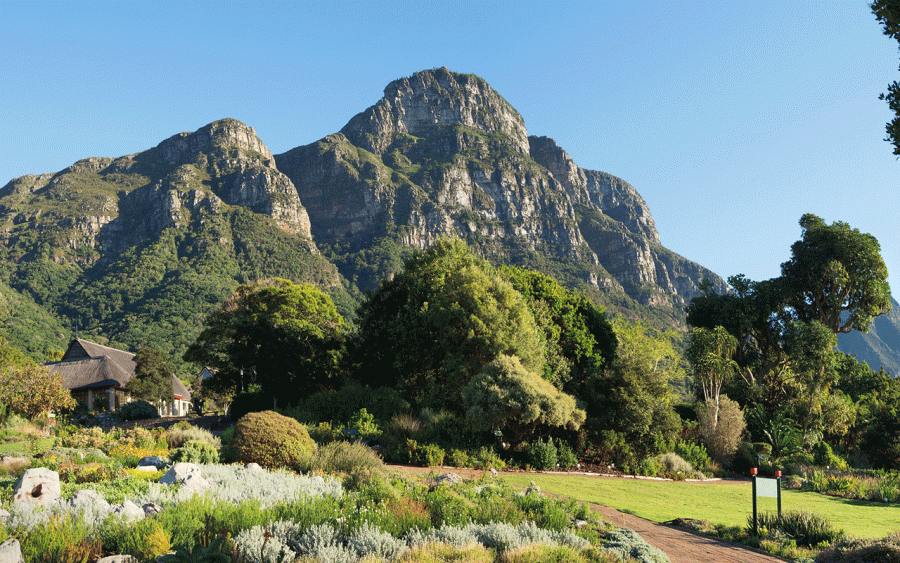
[750, 468, 782, 535]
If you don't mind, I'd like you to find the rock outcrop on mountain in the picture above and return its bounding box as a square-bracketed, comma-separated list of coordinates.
[0, 119, 340, 367]
[276, 68, 727, 321]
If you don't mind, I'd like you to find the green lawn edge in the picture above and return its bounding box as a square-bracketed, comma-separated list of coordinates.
[501, 473, 899, 538]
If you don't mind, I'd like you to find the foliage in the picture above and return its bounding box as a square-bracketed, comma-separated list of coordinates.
[873, 0, 900, 155]
[463, 355, 585, 446]
[697, 396, 746, 463]
[286, 381, 409, 429]
[170, 440, 220, 464]
[686, 325, 738, 419]
[815, 531, 900, 563]
[166, 425, 221, 450]
[234, 410, 317, 469]
[0, 363, 75, 419]
[184, 278, 348, 403]
[527, 438, 559, 471]
[601, 529, 670, 563]
[120, 399, 160, 421]
[159, 534, 232, 563]
[750, 510, 843, 547]
[581, 318, 682, 461]
[352, 238, 547, 413]
[127, 348, 176, 406]
[557, 442, 578, 469]
[311, 441, 385, 490]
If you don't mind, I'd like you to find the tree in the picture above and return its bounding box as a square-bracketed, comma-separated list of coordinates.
[686, 325, 738, 427]
[352, 238, 546, 411]
[873, 0, 900, 155]
[126, 348, 174, 406]
[697, 395, 746, 462]
[184, 278, 347, 405]
[500, 265, 617, 390]
[0, 364, 75, 419]
[582, 318, 682, 459]
[462, 354, 585, 447]
[781, 214, 891, 334]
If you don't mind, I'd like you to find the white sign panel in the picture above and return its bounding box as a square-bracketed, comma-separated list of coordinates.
[756, 477, 779, 498]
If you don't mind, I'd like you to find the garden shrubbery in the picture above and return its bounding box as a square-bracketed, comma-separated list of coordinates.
[119, 400, 159, 421]
[234, 410, 317, 469]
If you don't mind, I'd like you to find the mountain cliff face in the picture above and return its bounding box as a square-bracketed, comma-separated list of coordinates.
[838, 296, 900, 376]
[276, 68, 727, 321]
[0, 119, 341, 367]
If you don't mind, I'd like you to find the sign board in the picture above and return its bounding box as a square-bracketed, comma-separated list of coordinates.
[755, 477, 779, 498]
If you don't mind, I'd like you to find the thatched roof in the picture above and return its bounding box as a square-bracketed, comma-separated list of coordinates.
[45, 338, 191, 401]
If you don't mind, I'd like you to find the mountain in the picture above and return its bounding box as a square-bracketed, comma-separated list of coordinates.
[275, 68, 728, 324]
[0, 119, 348, 371]
[837, 296, 900, 376]
[0, 68, 730, 372]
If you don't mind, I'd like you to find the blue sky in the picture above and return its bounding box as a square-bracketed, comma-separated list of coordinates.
[2, 1, 897, 296]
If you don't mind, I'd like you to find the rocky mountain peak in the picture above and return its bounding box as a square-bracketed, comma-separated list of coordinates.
[155, 118, 275, 167]
[340, 68, 530, 155]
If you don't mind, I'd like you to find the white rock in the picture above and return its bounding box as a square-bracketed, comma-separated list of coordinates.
[0, 539, 23, 563]
[111, 500, 145, 522]
[13, 468, 61, 508]
[96, 556, 138, 563]
[69, 489, 110, 511]
[159, 462, 201, 485]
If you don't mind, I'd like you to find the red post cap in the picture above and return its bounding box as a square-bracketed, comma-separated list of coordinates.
[775, 470, 782, 477]
[750, 467, 758, 475]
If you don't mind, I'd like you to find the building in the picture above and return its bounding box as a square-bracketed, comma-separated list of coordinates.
[45, 338, 191, 416]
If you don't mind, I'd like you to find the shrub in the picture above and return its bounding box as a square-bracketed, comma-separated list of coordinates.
[120, 400, 159, 421]
[751, 510, 843, 547]
[473, 447, 505, 470]
[170, 440, 220, 464]
[312, 441, 385, 490]
[654, 453, 696, 476]
[602, 529, 669, 563]
[812, 441, 848, 471]
[674, 440, 710, 473]
[447, 449, 472, 468]
[234, 410, 316, 469]
[417, 443, 446, 467]
[814, 532, 900, 563]
[166, 425, 221, 449]
[557, 442, 578, 469]
[527, 439, 558, 471]
[697, 396, 746, 463]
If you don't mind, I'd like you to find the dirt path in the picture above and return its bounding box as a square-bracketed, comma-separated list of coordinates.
[385, 465, 788, 563]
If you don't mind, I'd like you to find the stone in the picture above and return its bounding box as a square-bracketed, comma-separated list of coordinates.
[134, 465, 160, 473]
[0, 539, 23, 563]
[111, 500, 145, 522]
[142, 502, 164, 517]
[244, 463, 263, 471]
[159, 462, 202, 485]
[137, 456, 167, 469]
[179, 472, 211, 495]
[436, 473, 463, 486]
[13, 468, 61, 508]
[96, 556, 138, 563]
[69, 489, 110, 512]
[0, 509, 9, 523]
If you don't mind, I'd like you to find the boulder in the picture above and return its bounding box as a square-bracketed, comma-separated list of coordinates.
[159, 462, 201, 485]
[436, 473, 463, 486]
[137, 456, 167, 469]
[13, 468, 61, 508]
[134, 465, 160, 473]
[0, 539, 23, 563]
[96, 556, 138, 563]
[179, 472, 211, 495]
[110, 500, 145, 522]
[69, 489, 110, 512]
[142, 502, 164, 517]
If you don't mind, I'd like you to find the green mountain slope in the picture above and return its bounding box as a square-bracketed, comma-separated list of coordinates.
[837, 296, 900, 376]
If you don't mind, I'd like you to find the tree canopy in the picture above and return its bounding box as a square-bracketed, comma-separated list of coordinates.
[127, 348, 175, 406]
[184, 278, 347, 405]
[351, 238, 546, 412]
[873, 0, 900, 155]
[781, 213, 891, 334]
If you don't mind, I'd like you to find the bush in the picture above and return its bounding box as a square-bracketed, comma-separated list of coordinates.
[654, 452, 696, 476]
[166, 425, 221, 449]
[170, 440, 220, 464]
[417, 443, 446, 467]
[473, 446, 506, 470]
[228, 391, 269, 422]
[697, 396, 746, 463]
[814, 532, 900, 563]
[120, 400, 159, 421]
[447, 449, 472, 468]
[557, 442, 578, 469]
[751, 510, 843, 547]
[812, 441, 848, 471]
[527, 439, 558, 471]
[234, 410, 316, 469]
[312, 441, 385, 490]
[675, 440, 710, 473]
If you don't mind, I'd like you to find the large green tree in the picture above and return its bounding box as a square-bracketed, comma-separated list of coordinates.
[686, 325, 738, 426]
[873, 0, 900, 155]
[184, 278, 347, 405]
[127, 348, 175, 406]
[351, 238, 546, 412]
[781, 213, 891, 334]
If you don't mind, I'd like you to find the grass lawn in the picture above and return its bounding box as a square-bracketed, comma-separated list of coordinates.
[502, 473, 899, 538]
[0, 438, 54, 454]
